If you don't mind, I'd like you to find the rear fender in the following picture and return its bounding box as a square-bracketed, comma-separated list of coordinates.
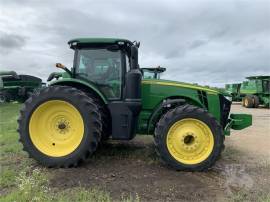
[50, 78, 108, 104]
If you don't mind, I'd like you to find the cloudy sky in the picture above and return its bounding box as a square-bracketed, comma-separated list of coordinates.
[0, 0, 269, 87]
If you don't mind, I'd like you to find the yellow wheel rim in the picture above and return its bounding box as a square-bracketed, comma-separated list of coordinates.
[244, 98, 248, 107]
[166, 118, 214, 165]
[29, 100, 84, 157]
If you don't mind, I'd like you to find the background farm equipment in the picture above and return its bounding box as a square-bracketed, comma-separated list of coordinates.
[225, 83, 242, 101]
[0, 71, 44, 103]
[241, 76, 270, 108]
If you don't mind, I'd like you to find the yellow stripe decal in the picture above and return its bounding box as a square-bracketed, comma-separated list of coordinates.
[142, 80, 218, 94]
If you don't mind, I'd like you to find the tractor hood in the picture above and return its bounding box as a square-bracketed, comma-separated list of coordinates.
[142, 79, 224, 95]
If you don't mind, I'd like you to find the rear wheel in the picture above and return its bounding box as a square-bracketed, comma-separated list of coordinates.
[0, 92, 10, 103]
[0, 93, 6, 103]
[84, 92, 111, 142]
[252, 95, 259, 108]
[242, 95, 253, 108]
[18, 86, 102, 167]
[154, 105, 224, 171]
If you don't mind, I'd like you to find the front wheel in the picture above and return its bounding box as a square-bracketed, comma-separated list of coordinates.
[154, 105, 224, 171]
[18, 86, 102, 167]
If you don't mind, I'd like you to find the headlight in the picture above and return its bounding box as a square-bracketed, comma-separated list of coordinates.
[225, 96, 232, 102]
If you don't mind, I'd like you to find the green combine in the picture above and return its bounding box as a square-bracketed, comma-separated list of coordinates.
[0, 71, 43, 103]
[18, 38, 252, 171]
[225, 83, 241, 101]
[241, 76, 270, 108]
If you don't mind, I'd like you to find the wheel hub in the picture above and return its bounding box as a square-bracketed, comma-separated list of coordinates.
[183, 133, 195, 145]
[181, 133, 199, 151]
[55, 118, 71, 134]
[58, 123, 66, 130]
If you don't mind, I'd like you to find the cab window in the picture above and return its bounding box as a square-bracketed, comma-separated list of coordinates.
[76, 49, 122, 99]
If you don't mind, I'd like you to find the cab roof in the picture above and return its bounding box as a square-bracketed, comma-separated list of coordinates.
[68, 38, 133, 45]
[246, 76, 270, 80]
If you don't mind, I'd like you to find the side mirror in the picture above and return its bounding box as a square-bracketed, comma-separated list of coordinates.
[55, 63, 72, 76]
[56, 63, 66, 69]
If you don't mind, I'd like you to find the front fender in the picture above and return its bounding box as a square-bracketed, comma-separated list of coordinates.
[147, 98, 187, 134]
[49, 78, 108, 104]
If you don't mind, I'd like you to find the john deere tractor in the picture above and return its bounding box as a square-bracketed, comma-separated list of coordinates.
[241, 76, 270, 108]
[0, 71, 43, 103]
[18, 38, 252, 171]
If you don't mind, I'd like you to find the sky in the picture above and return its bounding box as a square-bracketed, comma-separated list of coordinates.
[0, 0, 269, 87]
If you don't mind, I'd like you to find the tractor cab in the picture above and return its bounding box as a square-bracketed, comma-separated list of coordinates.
[241, 76, 270, 94]
[67, 38, 141, 100]
[141, 66, 166, 79]
[225, 83, 241, 101]
[247, 76, 270, 94]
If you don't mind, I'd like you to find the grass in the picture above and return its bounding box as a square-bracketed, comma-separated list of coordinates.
[0, 103, 25, 190]
[0, 103, 140, 202]
[1, 167, 139, 202]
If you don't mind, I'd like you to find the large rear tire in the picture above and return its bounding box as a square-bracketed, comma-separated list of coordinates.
[154, 105, 224, 171]
[0, 92, 11, 103]
[252, 95, 259, 108]
[18, 86, 102, 167]
[84, 92, 111, 142]
[242, 95, 253, 108]
[0, 92, 6, 103]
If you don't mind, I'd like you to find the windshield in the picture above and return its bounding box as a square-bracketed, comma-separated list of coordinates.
[75, 49, 122, 99]
[262, 80, 270, 93]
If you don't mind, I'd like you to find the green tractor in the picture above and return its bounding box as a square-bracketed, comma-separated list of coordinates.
[241, 76, 270, 108]
[225, 83, 242, 101]
[0, 71, 43, 103]
[18, 38, 252, 171]
[141, 66, 166, 79]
